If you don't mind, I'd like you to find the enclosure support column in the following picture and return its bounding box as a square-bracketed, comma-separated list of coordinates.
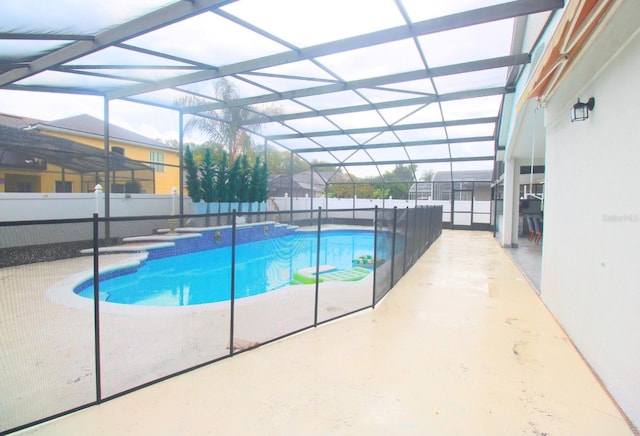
[352, 183, 356, 220]
[263, 139, 268, 168]
[178, 111, 185, 220]
[403, 206, 409, 274]
[471, 181, 476, 229]
[102, 98, 111, 239]
[229, 210, 237, 355]
[324, 186, 329, 220]
[310, 168, 314, 226]
[501, 157, 519, 247]
[372, 206, 379, 307]
[92, 213, 102, 402]
[289, 151, 294, 224]
[382, 181, 386, 209]
[313, 207, 322, 326]
[390, 206, 398, 288]
[492, 181, 499, 238]
[263, 140, 268, 222]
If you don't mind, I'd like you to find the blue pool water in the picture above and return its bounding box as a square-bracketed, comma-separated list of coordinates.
[76, 230, 377, 306]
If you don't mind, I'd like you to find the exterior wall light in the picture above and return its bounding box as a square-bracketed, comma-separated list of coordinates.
[570, 97, 595, 122]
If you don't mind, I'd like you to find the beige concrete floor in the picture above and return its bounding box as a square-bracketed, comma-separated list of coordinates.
[16, 230, 634, 435]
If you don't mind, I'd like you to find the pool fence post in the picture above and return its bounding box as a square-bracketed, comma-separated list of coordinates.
[403, 206, 409, 274]
[310, 171, 314, 226]
[425, 207, 431, 252]
[372, 206, 378, 308]
[229, 210, 237, 355]
[92, 213, 102, 402]
[425, 207, 430, 251]
[313, 207, 322, 326]
[390, 206, 398, 289]
[418, 207, 423, 254]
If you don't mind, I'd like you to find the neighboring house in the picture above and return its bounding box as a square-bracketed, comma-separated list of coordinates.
[269, 171, 351, 198]
[268, 173, 318, 198]
[407, 181, 433, 200]
[409, 170, 493, 201]
[0, 122, 153, 194]
[0, 112, 179, 194]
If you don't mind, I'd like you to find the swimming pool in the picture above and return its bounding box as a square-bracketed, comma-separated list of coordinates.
[75, 229, 377, 306]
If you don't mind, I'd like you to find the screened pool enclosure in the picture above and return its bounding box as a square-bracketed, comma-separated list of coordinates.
[0, 1, 565, 432]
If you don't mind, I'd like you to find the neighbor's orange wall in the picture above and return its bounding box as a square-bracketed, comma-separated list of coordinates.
[1, 166, 84, 193]
[41, 131, 180, 194]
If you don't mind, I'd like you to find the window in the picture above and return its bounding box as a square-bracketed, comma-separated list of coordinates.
[149, 151, 164, 173]
[112, 146, 125, 156]
[520, 184, 544, 197]
[16, 182, 33, 192]
[5, 174, 40, 192]
[111, 183, 125, 193]
[55, 181, 72, 192]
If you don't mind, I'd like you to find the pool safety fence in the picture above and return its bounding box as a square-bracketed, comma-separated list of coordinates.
[0, 205, 442, 434]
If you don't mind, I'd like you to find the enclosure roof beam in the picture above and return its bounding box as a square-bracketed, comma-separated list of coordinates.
[184, 54, 529, 114]
[0, 0, 235, 87]
[108, 0, 561, 100]
[245, 87, 512, 125]
[313, 156, 495, 168]
[267, 117, 498, 140]
[292, 136, 495, 153]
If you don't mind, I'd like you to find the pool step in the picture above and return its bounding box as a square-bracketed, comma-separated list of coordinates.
[80, 233, 201, 255]
[80, 242, 175, 255]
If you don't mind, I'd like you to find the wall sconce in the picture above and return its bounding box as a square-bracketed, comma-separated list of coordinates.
[570, 97, 595, 122]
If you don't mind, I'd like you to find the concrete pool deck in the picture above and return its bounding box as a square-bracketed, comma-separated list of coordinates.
[10, 230, 636, 435]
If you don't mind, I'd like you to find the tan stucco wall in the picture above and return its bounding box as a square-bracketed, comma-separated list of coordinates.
[42, 131, 180, 194]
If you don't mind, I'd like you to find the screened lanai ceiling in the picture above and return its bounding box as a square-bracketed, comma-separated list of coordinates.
[0, 0, 564, 181]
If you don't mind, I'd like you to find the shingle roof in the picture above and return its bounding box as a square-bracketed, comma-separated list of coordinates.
[0, 112, 41, 129]
[29, 114, 172, 150]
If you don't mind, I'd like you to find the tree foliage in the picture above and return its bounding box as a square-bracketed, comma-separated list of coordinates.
[420, 169, 435, 182]
[184, 148, 268, 203]
[253, 156, 269, 202]
[200, 148, 217, 203]
[372, 187, 390, 199]
[265, 145, 309, 175]
[215, 151, 229, 202]
[238, 154, 252, 202]
[227, 156, 242, 202]
[184, 145, 201, 202]
[325, 164, 418, 199]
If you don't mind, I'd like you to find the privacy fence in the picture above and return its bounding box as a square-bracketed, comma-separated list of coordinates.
[0, 206, 441, 434]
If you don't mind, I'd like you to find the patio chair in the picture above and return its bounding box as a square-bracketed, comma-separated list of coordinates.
[533, 217, 543, 244]
[526, 216, 535, 241]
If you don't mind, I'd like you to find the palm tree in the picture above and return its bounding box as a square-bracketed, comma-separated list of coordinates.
[180, 78, 278, 162]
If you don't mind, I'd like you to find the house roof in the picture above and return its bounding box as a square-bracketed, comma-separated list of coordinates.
[408, 169, 493, 191]
[0, 112, 41, 129]
[432, 169, 493, 182]
[293, 171, 352, 189]
[0, 124, 153, 174]
[28, 114, 172, 150]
